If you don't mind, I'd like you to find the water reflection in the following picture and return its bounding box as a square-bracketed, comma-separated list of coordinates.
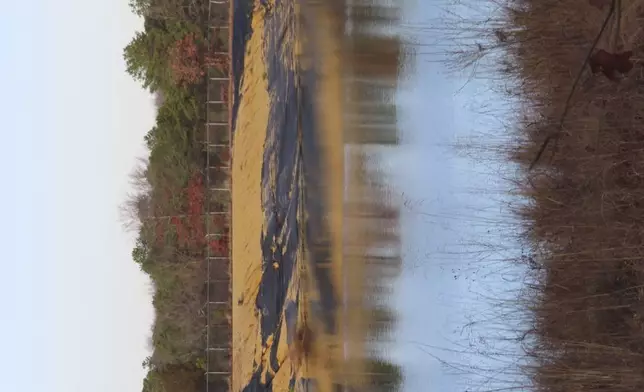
[301, 0, 407, 391]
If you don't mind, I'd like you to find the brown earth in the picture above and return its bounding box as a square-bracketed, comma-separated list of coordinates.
[231, 4, 269, 390]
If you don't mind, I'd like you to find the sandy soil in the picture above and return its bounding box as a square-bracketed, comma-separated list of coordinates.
[231, 5, 269, 391]
[232, 3, 307, 391]
[232, 2, 379, 391]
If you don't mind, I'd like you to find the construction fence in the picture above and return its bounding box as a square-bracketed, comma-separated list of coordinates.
[204, 0, 232, 390]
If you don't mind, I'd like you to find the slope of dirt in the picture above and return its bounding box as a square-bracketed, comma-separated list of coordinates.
[233, 1, 326, 391]
[231, 4, 269, 391]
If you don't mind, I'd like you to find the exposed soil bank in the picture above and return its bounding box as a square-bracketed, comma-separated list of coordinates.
[233, 1, 339, 391]
[240, 1, 339, 391]
[231, 4, 269, 391]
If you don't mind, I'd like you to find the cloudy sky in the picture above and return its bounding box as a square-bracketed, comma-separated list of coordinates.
[2, 1, 155, 391]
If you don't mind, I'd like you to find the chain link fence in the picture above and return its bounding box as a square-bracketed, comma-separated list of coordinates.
[204, 1, 232, 391]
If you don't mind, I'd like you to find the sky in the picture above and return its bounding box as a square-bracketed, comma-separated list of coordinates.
[1, 1, 155, 391]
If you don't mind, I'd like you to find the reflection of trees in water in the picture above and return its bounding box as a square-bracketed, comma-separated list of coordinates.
[345, 0, 406, 376]
[344, 1, 411, 147]
[309, 0, 407, 389]
[356, 152, 404, 392]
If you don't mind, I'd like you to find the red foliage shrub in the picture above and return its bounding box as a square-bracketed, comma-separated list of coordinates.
[209, 238, 229, 256]
[169, 33, 204, 86]
[152, 171, 230, 257]
[168, 32, 231, 87]
[205, 53, 230, 74]
[220, 82, 229, 105]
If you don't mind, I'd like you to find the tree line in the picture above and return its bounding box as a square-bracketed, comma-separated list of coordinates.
[122, 0, 229, 391]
